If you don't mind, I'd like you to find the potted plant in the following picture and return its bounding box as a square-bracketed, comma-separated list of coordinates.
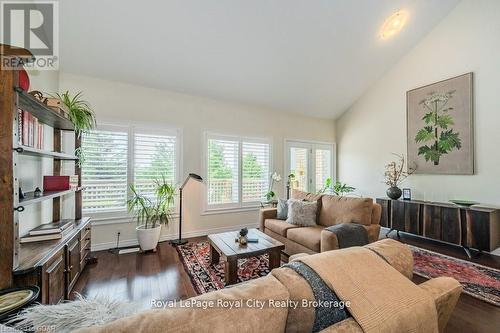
[56, 91, 97, 166]
[127, 176, 176, 251]
[265, 172, 281, 201]
[318, 178, 356, 196]
[384, 153, 415, 200]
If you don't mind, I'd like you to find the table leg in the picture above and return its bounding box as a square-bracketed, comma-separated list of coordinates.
[210, 244, 220, 265]
[225, 257, 238, 285]
[268, 250, 281, 270]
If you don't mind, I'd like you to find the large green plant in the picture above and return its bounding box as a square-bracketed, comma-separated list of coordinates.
[56, 91, 97, 137]
[127, 176, 176, 229]
[415, 91, 461, 165]
[318, 178, 355, 196]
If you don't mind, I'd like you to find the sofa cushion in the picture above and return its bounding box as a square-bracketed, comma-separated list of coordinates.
[265, 219, 300, 237]
[286, 226, 323, 252]
[286, 200, 317, 226]
[291, 190, 323, 222]
[318, 195, 373, 227]
[277, 198, 288, 220]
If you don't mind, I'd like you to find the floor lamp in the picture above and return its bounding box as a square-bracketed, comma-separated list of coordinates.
[170, 173, 203, 246]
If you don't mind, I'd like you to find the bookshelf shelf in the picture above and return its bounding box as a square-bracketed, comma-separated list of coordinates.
[19, 187, 83, 207]
[15, 145, 79, 160]
[15, 87, 74, 131]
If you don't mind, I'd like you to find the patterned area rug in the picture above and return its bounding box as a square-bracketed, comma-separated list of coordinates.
[176, 241, 272, 294]
[410, 245, 500, 307]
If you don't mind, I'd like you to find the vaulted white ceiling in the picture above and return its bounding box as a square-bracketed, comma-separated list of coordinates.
[59, 0, 459, 119]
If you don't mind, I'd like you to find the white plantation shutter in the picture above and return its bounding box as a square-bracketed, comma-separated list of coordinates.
[290, 147, 309, 191]
[207, 137, 239, 205]
[82, 129, 128, 212]
[315, 149, 332, 192]
[134, 133, 177, 199]
[242, 141, 270, 202]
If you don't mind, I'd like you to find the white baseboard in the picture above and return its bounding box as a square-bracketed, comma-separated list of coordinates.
[91, 222, 259, 252]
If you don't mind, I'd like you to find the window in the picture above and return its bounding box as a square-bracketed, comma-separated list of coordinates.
[286, 141, 335, 193]
[82, 126, 180, 214]
[206, 134, 270, 209]
[134, 133, 177, 200]
[81, 129, 129, 212]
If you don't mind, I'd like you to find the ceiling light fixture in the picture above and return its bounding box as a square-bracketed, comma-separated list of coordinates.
[380, 10, 408, 39]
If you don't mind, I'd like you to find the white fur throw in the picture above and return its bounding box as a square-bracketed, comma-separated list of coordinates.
[286, 200, 317, 226]
[9, 293, 137, 333]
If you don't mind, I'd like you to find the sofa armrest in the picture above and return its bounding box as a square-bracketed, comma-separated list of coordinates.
[320, 229, 339, 252]
[259, 208, 277, 231]
[419, 277, 462, 333]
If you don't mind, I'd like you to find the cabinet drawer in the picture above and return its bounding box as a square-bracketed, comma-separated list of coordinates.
[80, 228, 91, 252]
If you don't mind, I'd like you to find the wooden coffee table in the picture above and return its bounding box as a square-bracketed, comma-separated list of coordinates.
[207, 228, 285, 285]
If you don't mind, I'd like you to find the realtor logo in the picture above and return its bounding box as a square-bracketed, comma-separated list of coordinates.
[1, 1, 59, 70]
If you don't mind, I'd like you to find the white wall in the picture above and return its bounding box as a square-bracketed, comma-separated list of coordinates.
[58, 73, 336, 250]
[336, 0, 500, 206]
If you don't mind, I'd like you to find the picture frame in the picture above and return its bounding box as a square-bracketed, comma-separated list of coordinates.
[402, 188, 411, 201]
[406, 73, 474, 175]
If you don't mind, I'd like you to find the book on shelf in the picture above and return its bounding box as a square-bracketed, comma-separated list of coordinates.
[29, 219, 74, 236]
[21, 223, 75, 243]
[18, 109, 44, 149]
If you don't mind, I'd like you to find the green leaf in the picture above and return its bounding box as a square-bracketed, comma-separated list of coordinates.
[439, 130, 462, 152]
[417, 145, 440, 163]
[422, 112, 434, 124]
[415, 126, 434, 143]
[436, 114, 454, 129]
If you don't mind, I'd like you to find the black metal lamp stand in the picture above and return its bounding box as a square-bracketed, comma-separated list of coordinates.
[170, 173, 203, 246]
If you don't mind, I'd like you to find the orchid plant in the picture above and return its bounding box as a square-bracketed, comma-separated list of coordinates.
[265, 172, 281, 201]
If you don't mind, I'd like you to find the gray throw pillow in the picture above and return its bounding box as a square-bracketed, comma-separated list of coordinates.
[277, 198, 288, 220]
[286, 200, 317, 226]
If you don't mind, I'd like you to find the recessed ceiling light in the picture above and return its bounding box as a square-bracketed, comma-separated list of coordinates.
[380, 10, 408, 39]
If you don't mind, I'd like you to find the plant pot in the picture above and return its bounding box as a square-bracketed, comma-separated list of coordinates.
[136, 224, 162, 251]
[386, 186, 402, 200]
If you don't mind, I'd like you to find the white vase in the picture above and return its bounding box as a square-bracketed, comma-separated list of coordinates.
[136, 224, 162, 251]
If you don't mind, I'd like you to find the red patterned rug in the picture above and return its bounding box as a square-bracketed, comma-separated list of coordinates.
[176, 241, 272, 294]
[410, 245, 500, 307]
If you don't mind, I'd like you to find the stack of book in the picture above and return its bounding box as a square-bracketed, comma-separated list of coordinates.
[20, 219, 75, 243]
[17, 109, 44, 149]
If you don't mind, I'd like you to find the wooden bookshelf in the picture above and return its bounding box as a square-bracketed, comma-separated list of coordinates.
[15, 87, 74, 130]
[19, 187, 83, 206]
[16, 145, 79, 160]
[0, 53, 92, 303]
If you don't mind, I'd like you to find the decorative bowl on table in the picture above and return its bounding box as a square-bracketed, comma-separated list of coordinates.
[449, 200, 480, 208]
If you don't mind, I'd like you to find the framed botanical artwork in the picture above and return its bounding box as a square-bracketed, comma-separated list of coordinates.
[407, 73, 474, 174]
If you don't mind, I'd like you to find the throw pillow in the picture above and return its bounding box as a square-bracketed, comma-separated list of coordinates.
[277, 198, 288, 220]
[286, 200, 317, 226]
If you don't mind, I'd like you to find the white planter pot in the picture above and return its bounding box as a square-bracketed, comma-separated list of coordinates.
[136, 224, 162, 251]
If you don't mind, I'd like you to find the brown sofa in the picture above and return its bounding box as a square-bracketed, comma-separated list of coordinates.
[259, 190, 382, 255]
[78, 239, 462, 333]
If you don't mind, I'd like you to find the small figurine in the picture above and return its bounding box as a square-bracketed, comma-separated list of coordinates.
[238, 227, 248, 245]
[34, 187, 42, 198]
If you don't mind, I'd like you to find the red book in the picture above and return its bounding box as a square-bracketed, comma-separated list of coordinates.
[17, 109, 23, 144]
[43, 176, 70, 191]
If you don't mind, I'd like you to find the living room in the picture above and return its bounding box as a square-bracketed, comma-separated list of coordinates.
[0, 0, 498, 332]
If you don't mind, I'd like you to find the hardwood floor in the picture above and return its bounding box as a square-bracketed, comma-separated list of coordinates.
[73, 234, 500, 332]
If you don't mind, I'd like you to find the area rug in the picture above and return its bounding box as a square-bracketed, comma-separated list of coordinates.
[177, 241, 272, 294]
[410, 245, 500, 307]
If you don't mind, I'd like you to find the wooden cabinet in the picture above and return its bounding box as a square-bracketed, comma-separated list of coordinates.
[66, 237, 81, 298]
[44, 250, 65, 305]
[13, 218, 92, 304]
[378, 198, 500, 253]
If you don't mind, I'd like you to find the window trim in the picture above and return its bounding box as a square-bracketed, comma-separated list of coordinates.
[83, 122, 182, 222]
[284, 139, 336, 193]
[203, 132, 273, 213]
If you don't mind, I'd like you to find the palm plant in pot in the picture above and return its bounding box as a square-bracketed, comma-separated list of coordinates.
[127, 176, 176, 251]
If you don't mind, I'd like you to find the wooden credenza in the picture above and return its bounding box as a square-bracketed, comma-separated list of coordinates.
[13, 218, 92, 304]
[377, 198, 500, 253]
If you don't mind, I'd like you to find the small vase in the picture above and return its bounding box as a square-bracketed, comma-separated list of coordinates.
[239, 235, 248, 245]
[387, 186, 402, 200]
